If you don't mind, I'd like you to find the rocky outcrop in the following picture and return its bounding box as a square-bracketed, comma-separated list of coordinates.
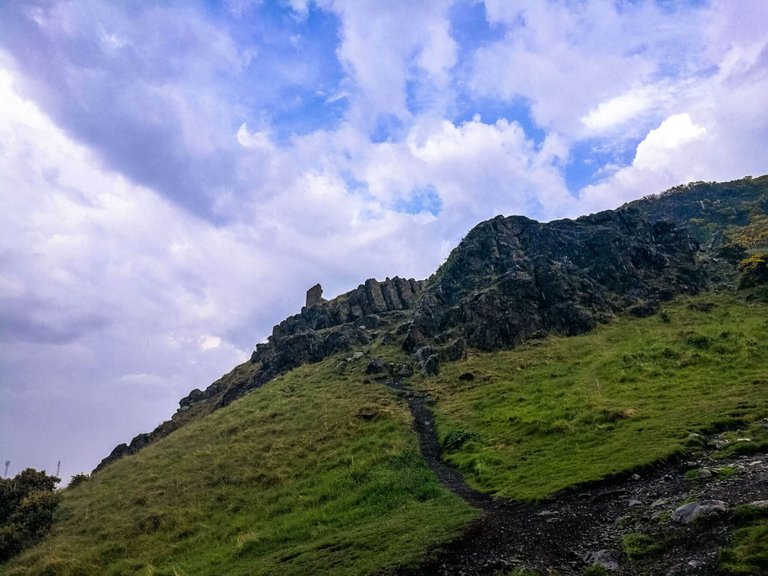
[271, 277, 423, 340]
[403, 209, 705, 352]
[305, 283, 325, 307]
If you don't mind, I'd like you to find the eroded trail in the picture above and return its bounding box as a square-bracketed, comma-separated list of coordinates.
[385, 378, 496, 510]
[384, 377, 768, 575]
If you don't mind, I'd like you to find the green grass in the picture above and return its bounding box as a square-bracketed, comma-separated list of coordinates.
[3, 358, 475, 575]
[718, 505, 768, 574]
[419, 293, 768, 500]
[622, 532, 665, 560]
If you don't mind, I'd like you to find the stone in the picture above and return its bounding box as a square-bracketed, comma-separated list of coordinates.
[415, 346, 440, 376]
[672, 500, 728, 524]
[365, 359, 387, 375]
[305, 283, 324, 307]
[357, 408, 378, 421]
[583, 549, 619, 571]
[444, 337, 467, 361]
[698, 468, 713, 479]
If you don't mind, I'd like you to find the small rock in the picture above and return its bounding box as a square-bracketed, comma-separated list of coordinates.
[357, 408, 378, 421]
[583, 549, 619, 571]
[352, 351, 364, 360]
[735, 437, 752, 443]
[747, 500, 768, 510]
[698, 468, 713, 479]
[444, 337, 467, 361]
[714, 439, 730, 449]
[652, 498, 670, 508]
[631, 473, 641, 481]
[365, 359, 386, 375]
[672, 500, 728, 524]
[628, 499, 642, 507]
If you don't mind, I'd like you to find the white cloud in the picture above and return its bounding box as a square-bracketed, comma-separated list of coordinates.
[581, 87, 656, 133]
[633, 113, 706, 170]
[472, 1, 708, 138]
[318, 0, 457, 123]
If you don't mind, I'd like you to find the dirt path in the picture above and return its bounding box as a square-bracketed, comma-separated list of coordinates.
[384, 377, 768, 575]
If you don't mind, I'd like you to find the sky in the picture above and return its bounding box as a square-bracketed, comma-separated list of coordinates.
[1, 0, 767, 483]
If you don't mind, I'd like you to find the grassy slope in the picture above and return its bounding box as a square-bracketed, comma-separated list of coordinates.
[420, 292, 768, 500]
[5, 360, 475, 575]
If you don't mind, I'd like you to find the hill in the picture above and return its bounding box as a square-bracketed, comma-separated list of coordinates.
[4, 175, 768, 575]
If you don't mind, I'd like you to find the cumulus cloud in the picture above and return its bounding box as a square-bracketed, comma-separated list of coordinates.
[318, 0, 457, 125]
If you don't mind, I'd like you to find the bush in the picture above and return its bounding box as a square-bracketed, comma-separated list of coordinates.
[68, 473, 90, 488]
[0, 468, 60, 562]
[442, 429, 479, 451]
[738, 254, 768, 288]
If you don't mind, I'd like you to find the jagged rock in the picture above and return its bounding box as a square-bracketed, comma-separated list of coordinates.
[416, 346, 440, 376]
[366, 359, 387, 375]
[443, 337, 467, 361]
[404, 210, 704, 352]
[179, 388, 205, 408]
[671, 500, 728, 524]
[305, 283, 324, 307]
[274, 277, 424, 339]
[583, 549, 620, 571]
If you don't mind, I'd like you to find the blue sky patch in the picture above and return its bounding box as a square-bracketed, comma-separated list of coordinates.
[394, 186, 443, 216]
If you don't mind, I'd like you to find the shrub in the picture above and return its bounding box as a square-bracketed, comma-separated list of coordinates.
[738, 254, 768, 288]
[442, 429, 479, 451]
[0, 468, 60, 562]
[68, 473, 90, 488]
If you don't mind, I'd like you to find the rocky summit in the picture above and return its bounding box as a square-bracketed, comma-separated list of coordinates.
[96, 176, 767, 471]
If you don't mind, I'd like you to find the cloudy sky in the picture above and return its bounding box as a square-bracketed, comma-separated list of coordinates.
[1, 0, 766, 482]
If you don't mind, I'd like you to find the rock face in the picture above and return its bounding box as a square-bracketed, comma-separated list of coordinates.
[305, 283, 325, 307]
[403, 209, 704, 352]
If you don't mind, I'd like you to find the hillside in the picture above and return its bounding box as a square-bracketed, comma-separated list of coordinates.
[4, 175, 768, 575]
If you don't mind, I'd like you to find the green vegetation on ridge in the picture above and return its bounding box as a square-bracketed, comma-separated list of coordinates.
[421, 292, 768, 500]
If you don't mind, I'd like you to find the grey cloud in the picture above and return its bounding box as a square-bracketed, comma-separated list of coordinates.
[0, 2, 243, 221]
[0, 295, 111, 345]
